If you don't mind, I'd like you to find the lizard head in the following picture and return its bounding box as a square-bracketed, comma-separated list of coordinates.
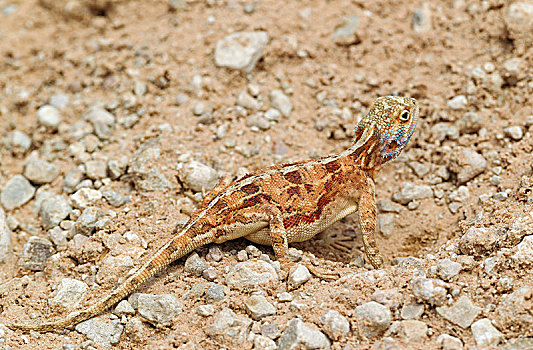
[352, 96, 419, 168]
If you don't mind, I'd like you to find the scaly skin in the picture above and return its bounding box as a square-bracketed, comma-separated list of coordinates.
[4, 96, 419, 332]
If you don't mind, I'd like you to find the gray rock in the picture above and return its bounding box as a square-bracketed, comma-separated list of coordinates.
[70, 188, 102, 209]
[254, 335, 277, 350]
[40, 195, 72, 228]
[410, 278, 447, 306]
[137, 293, 183, 326]
[0, 208, 12, 263]
[451, 149, 487, 184]
[288, 264, 311, 288]
[436, 295, 481, 329]
[471, 318, 503, 346]
[244, 294, 276, 320]
[458, 112, 483, 133]
[319, 309, 350, 341]
[264, 108, 281, 121]
[207, 308, 252, 344]
[262, 323, 281, 339]
[397, 320, 428, 342]
[107, 157, 128, 179]
[18, 236, 54, 271]
[226, 260, 278, 289]
[24, 157, 59, 184]
[512, 235, 533, 266]
[278, 318, 331, 350]
[75, 206, 103, 235]
[270, 89, 292, 117]
[246, 114, 271, 131]
[196, 304, 215, 317]
[400, 302, 424, 320]
[85, 108, 116, 140]
[502, 57, 526, 84]
[7, 130, 31, 152]
[1, 175, 35, 210]
[46, 226, 69, 250]
[504, 126, 524, 141]
[458, 227, 498, 256]
[237, 91, 259, 110]
[205, 283, 225, 302]
[63, 167, 85, 193]
[179, 161, 218, 193]
[214, 31, 268, 72]
[114, 300, 135, 315]
[447, 95, 467, 110]
[353, 301, 392, 338]
[436, 334, 463, 350]
[392, 183, 433, 205]
[49, 93, 69, 109]
[48, 278, 88, 311]
[448, 186, 469, 203]
[85, 159, 108, 180]
[431, 123, 459, 141]
[408, 161, 430, 178]
[436, 259, 462, 281]
[101, 188, 131, 207]
[332, 14, 360, 45]
[412, 3, 432, 33]
[184, 252, 208, 276]
[502, 337, 533, 350]
[37, 105, 61, 128]
[75, 317, 124, 348]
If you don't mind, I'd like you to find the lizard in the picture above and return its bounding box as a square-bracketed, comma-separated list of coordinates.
[4, 95, 419, 332]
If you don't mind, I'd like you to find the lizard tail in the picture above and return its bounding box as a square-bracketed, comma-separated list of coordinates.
[5, 232, 195, 332]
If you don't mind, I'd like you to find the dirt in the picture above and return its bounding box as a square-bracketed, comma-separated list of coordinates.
[0, 0, 532, 349]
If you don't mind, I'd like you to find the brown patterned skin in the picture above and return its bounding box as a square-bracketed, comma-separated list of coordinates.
[5, 96, 419, 332]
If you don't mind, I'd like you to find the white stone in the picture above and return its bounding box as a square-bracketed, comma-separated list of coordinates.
[214, 31, 268, 72]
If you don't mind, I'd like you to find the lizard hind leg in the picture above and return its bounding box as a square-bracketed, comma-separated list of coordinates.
[252, 205, 339, 282]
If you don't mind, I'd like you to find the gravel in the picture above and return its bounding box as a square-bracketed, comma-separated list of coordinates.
[458, 227, 498, 256]
[7, 130, 31, 152]
[0, 175, 35, 210]
[184, 252, 208, 276]
[436, 258, 462, 281]
[287, 264, 311, 288]
[354, 301, 392, 338]
[504, 126, 524, 140]
[392, 182, 433, 205]
[136, 293, 183, 326]
[24, 156, 59, 184]
[179, 161, 218, 193]
[244, 294, 276, 320]
[114, 300, 135, 315]
[269, 89, 292, 117]
[205, 283, 225, 302]
[332, 14, 360, 45]
[18, 236, 54, 271]
[512, 235, 533, 266]
[75, 317, 124, 348]
[277, 318, 331, 350]
[214, 31, 269, 72]
[226, 260, 278, 289]
[450, 148, 487, 184]
[436, 295, 481, 329]
[70, 188, 102, 209]
[446, 95, 467, 110]
[410, 278, 447, 306]
[37, 105, 61, 128]
[471, 318, 503, 346]
[48, 278, 88, 311]
[319, 309, 350, 340]
[207, 308, 252, 344]
[436, 334, 463, 350]
[84, 108, 116, 140]
[400, 302, 424, 320]
[40, 195, 72, 228]
[397, 320, 428, 342]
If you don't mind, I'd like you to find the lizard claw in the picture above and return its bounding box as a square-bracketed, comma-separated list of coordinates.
[307, 264, 339, 281]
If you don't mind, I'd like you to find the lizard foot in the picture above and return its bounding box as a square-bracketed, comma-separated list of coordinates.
[307, 264, 339, 281]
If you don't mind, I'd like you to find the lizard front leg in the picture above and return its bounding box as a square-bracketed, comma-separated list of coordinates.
[358, 177, 384, 269]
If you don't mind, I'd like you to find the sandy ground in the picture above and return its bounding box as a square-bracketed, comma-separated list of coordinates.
[0, 0, 532, 349]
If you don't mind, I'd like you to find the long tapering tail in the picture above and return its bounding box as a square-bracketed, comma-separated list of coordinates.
[5, 230, 196, 332]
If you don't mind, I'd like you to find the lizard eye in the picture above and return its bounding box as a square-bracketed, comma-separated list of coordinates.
[399, 110, 410, 122]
